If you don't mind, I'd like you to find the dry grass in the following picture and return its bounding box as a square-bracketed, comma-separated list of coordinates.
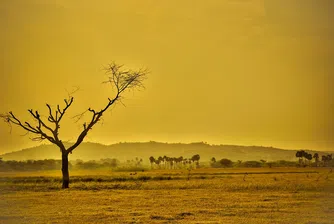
[0, 168, 333, 223]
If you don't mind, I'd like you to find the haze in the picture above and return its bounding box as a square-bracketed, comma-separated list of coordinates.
[0, 0, 333, 154]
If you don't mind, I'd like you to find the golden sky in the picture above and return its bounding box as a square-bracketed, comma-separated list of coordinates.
[0, 0, 333, 153]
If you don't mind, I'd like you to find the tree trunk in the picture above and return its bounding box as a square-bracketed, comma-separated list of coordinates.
[62, 152, 70, 189]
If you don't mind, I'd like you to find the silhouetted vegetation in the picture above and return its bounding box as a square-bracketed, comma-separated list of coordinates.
[322, 154, 333, 167]
[73, 158, 121, 170]
[0, 159, 64, 171]
[213, 158, 233, 168]
[148, 154, 200, 169]
[296, 150, 313, 166]
[3, 142, 332, 164]
[208, 156, 334, 168]
[1, 154, 333, 172]
[295, 150, 333, 167]
[0, 158, 148, 172]
[0, 63, 147, 188]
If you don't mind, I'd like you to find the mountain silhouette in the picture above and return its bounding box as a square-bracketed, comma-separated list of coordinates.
[0, 141, 331, 162]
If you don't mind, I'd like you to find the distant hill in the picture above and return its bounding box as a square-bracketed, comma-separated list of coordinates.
[0, 142, 332, 163]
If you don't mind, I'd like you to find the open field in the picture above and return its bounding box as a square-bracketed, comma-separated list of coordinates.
[1, 168, 334, 224]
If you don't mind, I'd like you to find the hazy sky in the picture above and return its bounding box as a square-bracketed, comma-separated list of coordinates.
[0, 0, 333, 153]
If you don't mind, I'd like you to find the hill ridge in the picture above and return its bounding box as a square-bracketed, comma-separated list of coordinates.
[0, 141, 332, 162]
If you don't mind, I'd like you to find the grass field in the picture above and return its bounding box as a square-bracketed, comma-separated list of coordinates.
[1, 168, 333, 224]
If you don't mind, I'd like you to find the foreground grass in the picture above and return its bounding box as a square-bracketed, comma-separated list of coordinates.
[0, 168, 333, 223]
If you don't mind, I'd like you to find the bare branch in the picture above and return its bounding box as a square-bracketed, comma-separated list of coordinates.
[67, 62, 148, 154]
[57, 97, 74, 123]
[0, 111, 56, 144]
[65, 86, 80, 100]
[0, 97, 75, 149]
[46, 104, 55, 122]
[1, 62, 147, 156]
[27, 109, 55, 135]
[72, 110, 88, 123]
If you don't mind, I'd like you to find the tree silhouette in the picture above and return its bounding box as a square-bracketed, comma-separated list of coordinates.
[313, 153, 319, 166]
[191, 154, 200, 162]
[149, 156, 156, 168]
[191, 154, 200, 168]
[296, 150, 304, 165]
[211, 157, 216, 163]
[260, 159, 266, 167]
[219, 158, 233, 168]
[322, 154, 333, 167]
[176, 156, 183, 168]
[0, 62, 147, 188]
[305, 153, 313, 165]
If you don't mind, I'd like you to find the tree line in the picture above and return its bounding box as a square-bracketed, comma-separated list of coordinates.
[0, 158, 64, 171]
[295, 150, 333, 167]
[210, 155, 334, 168]
[149, 154, 201, 169]
[0, 158, 123, 171]
[210, 158, 295, 168]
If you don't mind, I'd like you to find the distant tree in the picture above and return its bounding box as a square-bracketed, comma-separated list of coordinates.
[0, 159, 64, 171]
[322, 154, 333, 167]
[191, 154, 200, 168]
[110, 158, 120, 168]
[0, 62, 147, 188]
[305, 153, 313, 165]
[241, 161, 262, 168]
[260, 159, 266, 167]
[219, 158, 233, 168]
[157, 156, 163, 168]
[296, 150, 304, 165]
[80, 160, 100, 169]
[313, 153, 319, 166]
[155, 156, 163, 168]
[211, 157, 216, 163]
[191, 154, 200, 163]
[149, 156, 156, 168]
[176, 156, 183, 168]
[100, 158, 119, 168]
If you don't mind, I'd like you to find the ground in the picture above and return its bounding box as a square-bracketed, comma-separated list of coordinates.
[0, 168, 333, 223]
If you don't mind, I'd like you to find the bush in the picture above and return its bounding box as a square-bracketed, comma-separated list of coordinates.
[0, 159, 64, 171]
[219, 159, 233, 168]
[272, 160, 298, 167]
[240, 161, 262, 168]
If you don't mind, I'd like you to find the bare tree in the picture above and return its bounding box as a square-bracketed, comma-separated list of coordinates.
[0, 62, 147, 188]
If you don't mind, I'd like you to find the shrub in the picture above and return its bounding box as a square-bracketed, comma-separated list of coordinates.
[219, 158, 233, 168]
[240, 161, 262, 168]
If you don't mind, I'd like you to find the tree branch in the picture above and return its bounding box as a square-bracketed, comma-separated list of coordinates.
[67, 62, 147, 154]
[0, 96, 75, 150]
[1, 62, 147, 156]
[0, 112, 56, 144]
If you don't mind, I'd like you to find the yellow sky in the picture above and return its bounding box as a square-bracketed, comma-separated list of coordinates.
[0, 0, 333, 153]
